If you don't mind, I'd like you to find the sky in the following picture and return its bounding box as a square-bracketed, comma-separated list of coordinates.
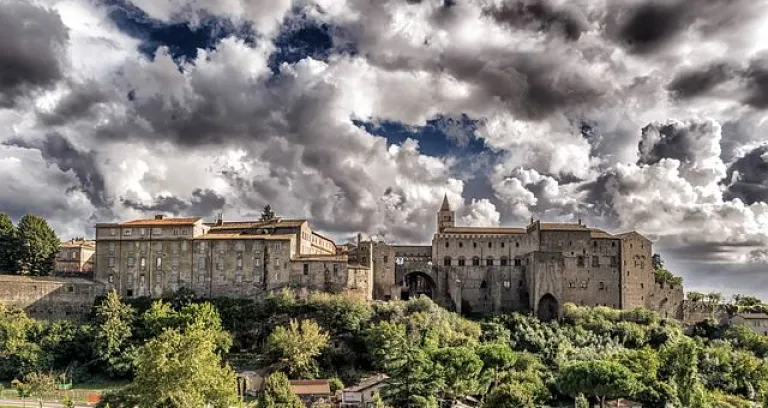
[1, 0, 768, 299]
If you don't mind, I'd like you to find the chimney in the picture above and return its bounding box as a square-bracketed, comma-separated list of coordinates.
[578, 218, 582, 226]
[215, 213, 223, 227]
[155, 214, 164, 220]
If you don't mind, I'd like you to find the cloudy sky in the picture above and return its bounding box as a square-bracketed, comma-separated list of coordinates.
[1, 0, 768, 298]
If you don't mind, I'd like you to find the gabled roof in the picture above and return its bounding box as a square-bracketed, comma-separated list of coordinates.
[120, 217, 201, 227]
[208, 219, 307, 230]
[440, 194, 451, 211]
[196, 233, 294, 241]
[589, 229, 616, 239]
[537, 222, 589, 231]
[290, 380, 331, 395]
[346, 374, 389, 392]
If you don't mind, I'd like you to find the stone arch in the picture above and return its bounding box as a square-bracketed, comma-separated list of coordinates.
[537, 293, 559, 322]
[401, 271, 436, 300]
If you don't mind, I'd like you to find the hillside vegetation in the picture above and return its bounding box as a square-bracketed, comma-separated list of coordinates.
[2, 289, 768, 408]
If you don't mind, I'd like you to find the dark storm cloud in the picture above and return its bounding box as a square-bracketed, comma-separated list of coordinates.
[121, 188, 226, 217]
[638, 122, 695, 165]
[666, 62, 734, 99]
[0, 0, 69, 107]
[36, 81, 111, 126]
[4, 133, 108, 208]
[485, 0, 590, 41]
[724, 145, 768, 205]
[742, 57, 768, 109]
[606, 0, 758, 55]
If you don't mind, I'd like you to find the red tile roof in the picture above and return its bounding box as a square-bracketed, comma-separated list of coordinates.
[290, 380, 331, 395]
[120, 217, 201, 226]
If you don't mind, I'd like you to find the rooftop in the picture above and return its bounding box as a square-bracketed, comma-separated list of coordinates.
[589, 229, 616, 239]
[441, 226, 526, 235]
[0, 274, 98, 285]
[196, 233, 294, 241]
[296, 254, 348, 262]
[537, 222, 589, 231]
[120, 217, 201, 227]
[208, 218, 307, 230]
[734, 313, 768, 320]
[289, 380, 331, 395]
[60, 239, 95, 248]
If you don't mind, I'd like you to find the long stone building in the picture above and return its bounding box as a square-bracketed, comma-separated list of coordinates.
[91, 197, 684, 320]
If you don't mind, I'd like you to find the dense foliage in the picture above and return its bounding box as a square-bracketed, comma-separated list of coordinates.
[2, 288, 768, 407]
[0, 212, 59, 275]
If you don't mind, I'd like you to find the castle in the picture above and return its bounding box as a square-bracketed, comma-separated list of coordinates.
[88, 196, 684, 320]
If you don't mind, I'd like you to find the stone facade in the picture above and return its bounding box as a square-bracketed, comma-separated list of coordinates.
[372, 196, 684, 319]
[0, 275, 104, 321]
[55, 239, 95, 276]
[94, 215, 364, 301]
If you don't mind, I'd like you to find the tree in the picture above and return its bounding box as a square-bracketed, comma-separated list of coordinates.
[24, 372, 55, 408]
[93, 290, 136, 377]
[0, 213, 18, 273]
[379, 327, 442, 408]
[61, 395, 75, 408]
[130, 327, 238, 408]
[266, 319, 328, 378]
[477, 342, 517, 392]
[652, 253, 663, 270]
[257, 372, 303, 408]
[432, 346, 483, 403]
[259, 205, 276, 222]
[558, 360, 640, 408]
[663, 340, 709, 408]
[15, 214, 59, 276]
[688, 292, 706, 302]
[482, 382, 535, 408]
[575, 393, 589, 408]
[13, 379, 33, 407]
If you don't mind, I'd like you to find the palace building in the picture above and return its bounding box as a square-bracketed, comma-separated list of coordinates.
[92, 197, 684, 320]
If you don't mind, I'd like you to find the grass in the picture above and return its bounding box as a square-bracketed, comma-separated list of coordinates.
[0, 378, 127, 402]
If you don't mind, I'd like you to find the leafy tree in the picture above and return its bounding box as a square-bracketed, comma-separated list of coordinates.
[257, 372, 303, 408]
[663, 339, 709, 408]
[130, 326, 238, 408]
[259, 205, 276, 222]
[15, 214, 59, 276]
[558, 360, 640, 408]
[482, 382, 535, 408]
[652, 253, 663, 270]
[0, 213, 18, 272]
[266, 319, 328, 379]
[61, 395, 75, 408]
[379, 327, 442, 408]
[93, 290, 136, 377]
[14, 379, 33, 405]
[575, 393, 589, 408]
[432, 346, 483, 403]
[477, 342, 517, 392]
[25, 372, 56, 408]
[0, 304, 49, 380]
[688, 292, 706, 302]
[329, 377, 344, 393]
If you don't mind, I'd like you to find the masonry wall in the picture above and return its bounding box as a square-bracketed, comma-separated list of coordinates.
[371, 244, 397, 301]
[682, 301, 729, 325]
[621, 233, 655, 310]
[0, 275, 104, 321]
[647, 282, 684, 320]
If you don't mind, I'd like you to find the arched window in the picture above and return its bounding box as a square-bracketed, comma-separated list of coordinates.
[473, 242, 477, 248]
[458, 257, 466, 266]
[445, 242, 449, 248]
[500, 257, 508, 266]
[488, 242, 492, 248]
[486, 257, 494, 266]
[472, 256, 480, 266]
[480, 280, 488, 289]
[501, 242, 505, 248]
[443, 256, 451, 266]
[459, 242, 463, 248]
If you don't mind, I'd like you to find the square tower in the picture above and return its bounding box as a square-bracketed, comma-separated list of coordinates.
[437, 194, 455, 232]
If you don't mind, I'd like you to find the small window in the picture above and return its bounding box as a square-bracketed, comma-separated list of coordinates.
[140, 228, 146, 236]
[127, 257, 135, 266]
[577, 256, 585, 267]
[592, 256, 600, 267]
[611, 242, 616, 247]
[156, 257, 162, 268]
[236, 257, 243, 270]
[459, 242, 463, 248]
[108, 257, 115, 267]
[126, 289, 133, 297]
[611, 256, 618, 266]
[110, 228, 117, 236]
[488, 242, 492, 248]
[486, 257, 493, 266]
[458, 257, 465, 266]
[501, 242, 505, 248]
[599, 282, 605, 290]
[593, 241, 597, 247]
[580, 280, 587, 288]
[514, 258, 522, 266]
[445, 242, 449, 248]
[67, 286, 74, 293]
[140, 257, 146, 270]
[472, 257, 480, 266]
[303, 263, 309, 275]
[480, 280, 487, 289]
[569, 282, 575, 288]
[500, 257, 508, 266]
[152, 228, 162, 235]
[443, 257, 451, 266]
[108, 275, 114, 283]
[473, 242, 477, 248]
[640, 283, 644, 289]
[383, 256, 389, 263]
[515, 242, 520, 248]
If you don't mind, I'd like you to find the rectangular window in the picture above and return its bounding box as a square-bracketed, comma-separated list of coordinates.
[173, 229, 179, 236]
[472, 258, 480, 266]
[140, 228, 146, 236]
[333, 264, 339, 277]
[383, 256, 389, 263]
[140, 242, 147, 253]
[126, 289, 133, 297]
[254, 258, 261, 267]
[172, 257, 179, 269]
[140, 257, 146, 270]
[108, 242, 116, 254]
[577, 256, 585, 267]
[108, 275, 114, 283]
[599, 282, 605, 290]
[124, 229, 132, 236]
[181, 241, 188, 251]
[303, 263, 309, 275]
[127, 257, 135, 267]
[71, 251, 77, 259]
[172, 242, 179, 254]
[274, 258, 280, 268]
[152, 228, 162, 235]
[458, 258, 466, 266]
[139, 274, 145, 284]
[110, 228, 117, 236]
[108, 257, 115, 267]
[611, 256, 618, 266]
[156, 257, 162, 268]
[235, 275, 243, 283]
[514, 258, 522, 266]
[486, 258, 493, 266]
[500, 258, 508, 266]
[155, 241, 163, 251]
[236, 257, 243, 270]
[592, 256, 600, 267]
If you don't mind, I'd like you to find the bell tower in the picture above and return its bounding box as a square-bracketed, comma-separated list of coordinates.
[437, 194, 455, 233]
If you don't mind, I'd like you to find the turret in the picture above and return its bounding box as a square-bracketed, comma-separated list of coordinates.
[437, 194, 455, 233]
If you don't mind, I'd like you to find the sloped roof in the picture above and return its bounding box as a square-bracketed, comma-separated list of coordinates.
[538, 222, 588, 231]
[441, 227, 526, 235]
[734, 313, 768, 320]
[346, 374, 389, 392]
[196, 233, 294, 241]
[209, 219, 307, 230]
[120, 217, 201, 226]
[440, 194, 451, 211]
[589, 229, 616, 239]
[290, 380, 331, 395]
[61, 239, 95, 248]
[295, 254, 348, 262]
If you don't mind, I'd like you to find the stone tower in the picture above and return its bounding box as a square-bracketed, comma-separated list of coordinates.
[437, 194, 455, 232]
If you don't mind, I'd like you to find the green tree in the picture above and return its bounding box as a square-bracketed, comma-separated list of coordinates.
[663, 340, 710, 408]
[433, 346, 482, 403]
[130, 326, 238, 408]
[482, 382, 535, 408]
[257, 372, 303, 408]
[558, 360, 640, 408]
[575, 393, 589, 408]
[61, 395, 75, 408]
[0, 213, 18, 272]
[14, 380, 33, 407]
[24, 372, 55, 408]
[259, 205, 276, 222]
[477, 342, 517, 392]
[15, 214, 59, 276]
[329, 377, 344, 393]
[266, 319, 328, 378]
[93, 290, 136, 377]
[379, 327, 442, 408]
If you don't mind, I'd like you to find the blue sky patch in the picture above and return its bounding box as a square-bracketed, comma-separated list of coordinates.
[269, 13, 356, 73]
[104, 0, 255, 62]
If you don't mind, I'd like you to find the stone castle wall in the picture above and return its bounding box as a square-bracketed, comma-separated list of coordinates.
[0, 275, 104, 321]
[646, 282, 684, 320]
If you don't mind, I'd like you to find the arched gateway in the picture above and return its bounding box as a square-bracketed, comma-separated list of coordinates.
[401, 271, 436, 300]
[537, 293, 559, 322]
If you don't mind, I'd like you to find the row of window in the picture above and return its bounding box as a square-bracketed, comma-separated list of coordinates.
[110, 227, 190, 237]
[567, 281, 613, 290]
[442, 256, 524, 266]
[444, 241, 522, 249]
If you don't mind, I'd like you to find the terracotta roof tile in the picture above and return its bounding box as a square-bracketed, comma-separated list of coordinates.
[290, 380, 331, 395]
[121, 217, 201, 226]
[589, 229, 616, 239]
[197, 233, 294, 241]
